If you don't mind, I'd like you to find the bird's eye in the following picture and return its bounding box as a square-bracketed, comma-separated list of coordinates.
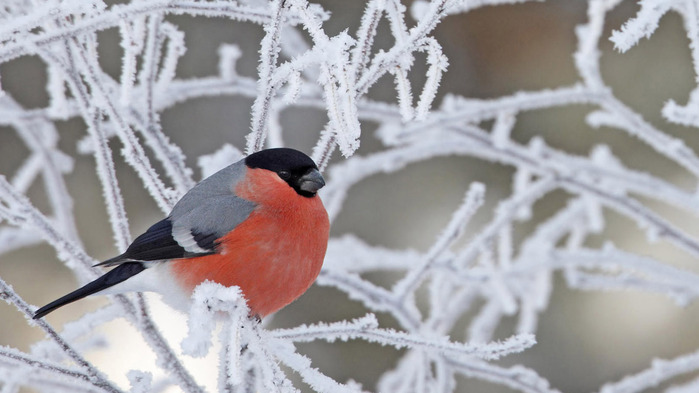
[278, 170, 291, 180]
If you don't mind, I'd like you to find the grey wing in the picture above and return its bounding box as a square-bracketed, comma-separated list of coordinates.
[97, 161, 257, 267]
[170, 194, 256, 254]
[169, 161, 256, 254]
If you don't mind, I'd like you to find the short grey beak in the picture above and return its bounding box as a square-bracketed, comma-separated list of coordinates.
[299, 168, 325, 193]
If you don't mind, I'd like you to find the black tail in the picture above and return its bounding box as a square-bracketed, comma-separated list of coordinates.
[33, 262, 146, 319]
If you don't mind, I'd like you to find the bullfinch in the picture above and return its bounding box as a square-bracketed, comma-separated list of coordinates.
[34, 148, 330, 319]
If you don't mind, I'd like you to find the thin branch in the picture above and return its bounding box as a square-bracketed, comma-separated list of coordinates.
[247, 0, 288, 154]
[0, 278, 122, 393]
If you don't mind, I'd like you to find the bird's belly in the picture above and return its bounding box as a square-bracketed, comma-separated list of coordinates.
[169, 202, 329, 317]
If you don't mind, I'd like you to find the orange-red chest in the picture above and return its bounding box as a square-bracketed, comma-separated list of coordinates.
[170, 168, 330, 317]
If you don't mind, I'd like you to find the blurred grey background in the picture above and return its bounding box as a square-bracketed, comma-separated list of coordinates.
[2, 1, 699, 392]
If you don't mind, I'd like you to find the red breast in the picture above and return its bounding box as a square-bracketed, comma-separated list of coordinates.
[170, 167, 330, 317]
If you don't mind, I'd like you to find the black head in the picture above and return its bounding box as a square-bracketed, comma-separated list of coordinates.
[245, 148, 325, 197]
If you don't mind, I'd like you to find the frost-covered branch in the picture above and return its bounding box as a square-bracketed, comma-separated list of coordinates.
[0, 278, 122, 393]
[598, 349, 699, 393]
[2, 0, 699, 392]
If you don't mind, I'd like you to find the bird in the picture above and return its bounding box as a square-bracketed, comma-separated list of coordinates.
[34, 148, 330, 319]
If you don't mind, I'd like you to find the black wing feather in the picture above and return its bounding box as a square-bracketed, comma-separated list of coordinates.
[192, 230, 219, 251]
[95, 219, 215, 267]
